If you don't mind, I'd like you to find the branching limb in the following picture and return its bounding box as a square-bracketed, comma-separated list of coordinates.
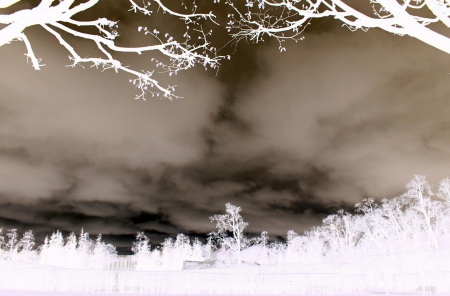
[0, 0, 226, 100]
[41, 23, 175, 99]
[17, 32, 44, 70]
[129, 0, 219, 25]
[225, 0, 450, 55]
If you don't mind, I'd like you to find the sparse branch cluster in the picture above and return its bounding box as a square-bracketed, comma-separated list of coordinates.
[0, 0, 226, 100]
[224, 0, 450, 54]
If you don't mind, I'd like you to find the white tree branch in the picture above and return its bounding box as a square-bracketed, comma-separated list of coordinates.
[0, 0, 225, 100]
[17, 32, 44, 70]
[226, 0, 450, 55]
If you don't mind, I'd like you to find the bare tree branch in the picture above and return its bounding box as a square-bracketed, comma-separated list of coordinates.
[225, 0, 450, 54]
[0, 0, 227, 100]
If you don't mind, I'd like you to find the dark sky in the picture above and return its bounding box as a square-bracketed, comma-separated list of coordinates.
[1, 0, 450, 254]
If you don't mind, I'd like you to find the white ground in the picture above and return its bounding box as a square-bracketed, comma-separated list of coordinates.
[0, 291, 449, 296]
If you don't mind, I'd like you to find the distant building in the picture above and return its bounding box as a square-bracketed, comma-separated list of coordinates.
[182, 259, 216, 270]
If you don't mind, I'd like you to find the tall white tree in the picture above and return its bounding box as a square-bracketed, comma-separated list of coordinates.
[149, 247, 162, 269]
[44, 230, 65, 266]
[355, 198, 394, 257]
[64, 231, 79, 268]
[225, 0, 450, 55]
[322, 209, 363, 261]
[173, 233, 192, 269]
[0, 0, 227, 100]
[16, 230, 36, 262]
[77, 228, 94, 268]
[191, 237, 204, 261]
[209, 203, 249, 265]
[91, 234, 117, 270]
[5, 228, 18, 260]
[403, 175, 439, 249]
[132, 231, 152, 270]
[161, 237, 176, 270]
[302, 226, 327, 264]
[0, 228, 4, 256]
[18, 230, 35, 252]
[437, 177, 450, 204]
[37, 235, 50, 264]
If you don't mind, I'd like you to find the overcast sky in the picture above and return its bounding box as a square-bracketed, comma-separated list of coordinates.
[1, 0, 450, 254]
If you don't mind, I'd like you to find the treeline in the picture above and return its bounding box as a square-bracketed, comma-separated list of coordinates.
[0, 228, 117, 269]
[2, 175, 450, 271]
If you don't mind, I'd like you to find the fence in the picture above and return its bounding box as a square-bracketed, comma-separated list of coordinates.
[104, 255, 137, 271]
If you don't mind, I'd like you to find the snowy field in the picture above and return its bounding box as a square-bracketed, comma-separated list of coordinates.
[0, 261, 447, 296]
[1, 292, 450, 296]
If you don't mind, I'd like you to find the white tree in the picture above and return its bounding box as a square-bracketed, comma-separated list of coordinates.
[322, 209, 363, 261]
[355, 197, 394, 257]
[267, 241, 286, 264]
[0, 0, 227, 100]
[149, 247, 162, 270]
[403, 175, 439, 249]
[5, 228, 18, 260]
[259, 230, 269, 264]
[77, 228, 94, 268]
[37, 235, 50, 264]
[173, 233, 192, 268]
[92, 234, 117, 270]
[285, 230, 301, 263]
[16, 230, 36, 262]
[0, 228, 4, 256]
[132, 231, 152, 270]
[47, 230, 65, 266]
[63, 231, 79, 268]
[18, 230, 35, 252]
[302, 226, 327, 264]
[191, 237, 204, 261]
[224, 0, 450, 55]
[161, 237, 176, 270]
[437, 177, 450, 204]
[38, 230, 65, 266]
[209, 203, 249, 265]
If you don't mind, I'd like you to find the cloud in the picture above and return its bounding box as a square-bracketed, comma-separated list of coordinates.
[227, 27, 450, 203]
[0, 22, 227, 246]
